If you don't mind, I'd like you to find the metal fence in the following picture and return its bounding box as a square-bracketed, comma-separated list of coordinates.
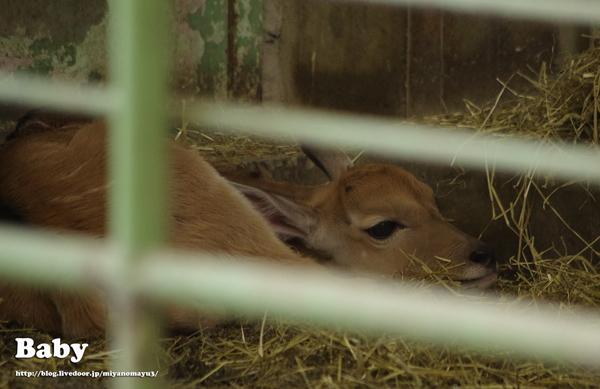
[1, 1, 600, 388]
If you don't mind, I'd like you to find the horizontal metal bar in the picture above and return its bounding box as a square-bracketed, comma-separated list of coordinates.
[0, 225, 599, 365]
[338, 0, 600, 24]
[0, 74, 120, 116]
[0, 226, 112, 289]
[137, 251, 600, 366]
[190, 102, 600, 182]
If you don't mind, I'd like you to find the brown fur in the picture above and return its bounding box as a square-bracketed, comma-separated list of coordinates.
[0, 120, 313, 337]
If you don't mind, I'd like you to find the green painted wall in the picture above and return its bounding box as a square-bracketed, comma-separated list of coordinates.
[0, 0, 263, 109]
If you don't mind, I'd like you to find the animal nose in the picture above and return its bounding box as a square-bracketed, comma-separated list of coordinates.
[469, 245, 497, 270]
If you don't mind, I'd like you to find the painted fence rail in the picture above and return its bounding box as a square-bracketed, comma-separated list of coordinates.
[347, 0, 600, 24]
[191, 102, 600, 182]
[0, 1, 600, 389]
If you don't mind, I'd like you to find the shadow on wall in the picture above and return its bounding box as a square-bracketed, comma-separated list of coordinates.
[276, 0, 565, 118]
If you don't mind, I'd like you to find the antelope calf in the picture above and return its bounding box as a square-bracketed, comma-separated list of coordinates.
[221, 148, 497, 287]
[0, 112, 497, 337]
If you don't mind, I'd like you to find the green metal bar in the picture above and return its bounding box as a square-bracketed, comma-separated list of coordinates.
[190, 102, 600, 181]
[340, 0, 600, 24]
[108, 0, 170, 386]
[134, 253, 600, 365]
[0, 227, 111, 289]
[109, 0, 169, 249]
[0, 75, 119, 115]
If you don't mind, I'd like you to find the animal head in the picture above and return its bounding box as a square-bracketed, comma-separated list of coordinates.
[221, 147, 498, 288]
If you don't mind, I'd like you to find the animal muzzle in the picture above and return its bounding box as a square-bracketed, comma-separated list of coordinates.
[460, 244, 498, 288]
[468, 245, 497, 272]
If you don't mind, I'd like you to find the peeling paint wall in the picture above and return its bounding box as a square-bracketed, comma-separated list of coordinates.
[0, 0, 108, 83]
[187, 0, 228, 99]
[231, 0, 263, 100]
[0, 0, 262, 116]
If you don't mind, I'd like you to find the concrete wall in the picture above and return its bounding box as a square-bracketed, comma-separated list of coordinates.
[264, 1, 588, 117]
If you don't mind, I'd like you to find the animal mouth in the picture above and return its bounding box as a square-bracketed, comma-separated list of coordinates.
[459, 272, 498, 289]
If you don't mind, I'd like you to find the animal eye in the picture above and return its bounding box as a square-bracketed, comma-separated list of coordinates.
[365, 221, 402, 240]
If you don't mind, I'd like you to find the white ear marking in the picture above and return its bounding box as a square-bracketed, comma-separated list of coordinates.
[227, 181, 316, 239]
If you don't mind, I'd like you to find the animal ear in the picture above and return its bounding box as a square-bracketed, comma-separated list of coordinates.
[7, 109, 94, 141]
[300, 145, 354, 181]
[228, 181, 315, 239]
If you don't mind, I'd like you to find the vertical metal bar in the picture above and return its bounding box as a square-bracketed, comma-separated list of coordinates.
[108, 0, 170, 387]
[108, 0, 169, 246]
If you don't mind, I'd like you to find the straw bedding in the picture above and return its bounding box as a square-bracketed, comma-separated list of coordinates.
[3, 47, 600, 388]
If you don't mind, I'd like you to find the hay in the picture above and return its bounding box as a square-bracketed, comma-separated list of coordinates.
[6, 47, 600, 389]
[423, 46, 600, 144]
[423, 46, 600, 272]
[164, 317, 600, 389]
[174, 100, 301, 164]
